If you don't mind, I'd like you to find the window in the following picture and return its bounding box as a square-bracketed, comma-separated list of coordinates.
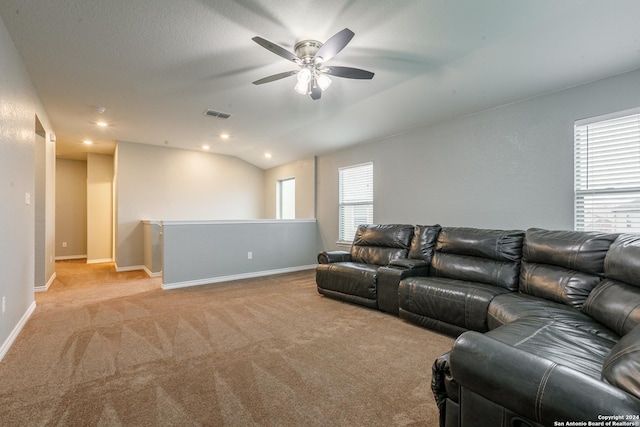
[339, 162, 373, 242]
[574, 109, 640, 233]
[277, 178, 295, 219]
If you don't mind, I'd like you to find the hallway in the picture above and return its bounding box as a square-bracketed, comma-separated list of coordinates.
[37, 260, 161, 309]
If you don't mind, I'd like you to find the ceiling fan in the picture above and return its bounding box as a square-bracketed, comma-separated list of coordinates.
[252, 28, 374, 100]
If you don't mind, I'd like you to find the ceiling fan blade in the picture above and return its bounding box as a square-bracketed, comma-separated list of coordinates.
[325, 66, 374, 80]
[310, 85, 322, 100]
[252, 70, 297, 85]
[315, 28, 354, 63]
[252, 36, 299, 63]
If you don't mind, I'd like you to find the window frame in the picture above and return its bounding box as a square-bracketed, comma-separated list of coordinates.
[338, 162, 373, 244]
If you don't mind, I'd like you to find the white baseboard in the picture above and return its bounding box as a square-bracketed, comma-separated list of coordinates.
[162, 264, 316, 290]
[87, 258, 114, 264]
[115, 264, 145, 273]
[143, 266, 162, 278]
[55, 255, 87, 260]
[0, 301, 36, 362]
[34, 272, 56, 293]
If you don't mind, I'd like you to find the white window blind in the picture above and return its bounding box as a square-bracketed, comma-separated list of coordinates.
[574, 110, 640, 233]
[339, 162, 373, 242]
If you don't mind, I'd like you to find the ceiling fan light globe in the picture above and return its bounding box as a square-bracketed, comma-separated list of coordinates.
[317, 74, 332, 91]
[297, 68, 311, 84]
[294, 80, 309, 95]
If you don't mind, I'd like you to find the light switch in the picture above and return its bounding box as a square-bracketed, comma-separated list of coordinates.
[25, 192, 31, 205]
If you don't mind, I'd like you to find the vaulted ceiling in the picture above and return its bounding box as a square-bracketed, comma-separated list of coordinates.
[2, 0, 640, 168]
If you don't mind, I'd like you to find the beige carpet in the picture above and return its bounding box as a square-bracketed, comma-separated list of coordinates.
[0, 260, 454, 426]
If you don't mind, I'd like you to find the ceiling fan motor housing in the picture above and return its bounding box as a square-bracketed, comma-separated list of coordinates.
[294, 40, 323, 64]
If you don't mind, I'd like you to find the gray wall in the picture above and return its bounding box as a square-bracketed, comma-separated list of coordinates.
[55, 159, 87, 258]
[142, 221, 163, 275]
[316, 69, 640, 251]
[0, 16, 54, 357]
[263, 156, 316, 219]
[161, 220, 317, 288]
[115, 141, 265, 269]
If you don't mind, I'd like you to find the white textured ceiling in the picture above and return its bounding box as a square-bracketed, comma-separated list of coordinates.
[1, 0, 640, 168]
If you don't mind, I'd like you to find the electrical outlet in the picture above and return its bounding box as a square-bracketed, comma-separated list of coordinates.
[24, 192, 31, 205]
[2, 296, 5, 314]
[62, 242, 67, 248]
[247, 252, 252, 260]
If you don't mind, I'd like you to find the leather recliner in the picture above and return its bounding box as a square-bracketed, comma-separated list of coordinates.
[398, 227, 525, 336]
[316, 223, 441, 310]
[316, 224, 415, 309]
[434, 231, 640, 426]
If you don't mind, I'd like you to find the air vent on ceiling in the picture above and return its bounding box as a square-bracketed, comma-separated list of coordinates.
[203, 109, 232, 119]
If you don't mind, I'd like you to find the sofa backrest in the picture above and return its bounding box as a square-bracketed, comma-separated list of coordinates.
[407, 224, 442, 261]
[430, 227, 525, 291]
[583, 233, 640, 336]
[350, 224, 414, 266]
[520, 228, 618, 309]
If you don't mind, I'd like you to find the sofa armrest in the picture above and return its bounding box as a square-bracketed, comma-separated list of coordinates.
[450, 331, 640, 424]
[317, 250, 351, 264]
[389, 258, 430, 269]
[377, 263, 430, 314]
[432, 352, 461, 427]
[432, 352, 459, 407]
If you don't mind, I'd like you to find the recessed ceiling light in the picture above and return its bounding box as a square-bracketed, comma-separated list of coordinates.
[220, 133, 230, 140]
[83, 140, 93, 145]
[264, 152, 272, 159]
[96, 121, 108, 127]
[202, 145, 210, 150]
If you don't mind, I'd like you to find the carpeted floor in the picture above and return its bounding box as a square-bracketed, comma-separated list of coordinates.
[0, 260, 454, 426]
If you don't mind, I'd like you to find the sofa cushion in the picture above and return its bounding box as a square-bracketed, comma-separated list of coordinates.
[488, 292, 619, 342]
[316, 262, 378, 300]
[399, 277, 510, 333]
[600, 233, 640, 286]
[430, 228, 525, 291]
[602, 324, 640, 399]
[583, 279, 640, 338]
[518, 262, 602, 309]
[486, 317, 616, 379]
[436, 227, 524, 262]
[350, 224, 414, 265]
[583, 234, 640, 336]
[432, 253, 522, 292]
[522, 228, 618, 275]
[407, 224, 441, 261]
[488, 292, 577, 328]
[519, 228, 618, 308]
